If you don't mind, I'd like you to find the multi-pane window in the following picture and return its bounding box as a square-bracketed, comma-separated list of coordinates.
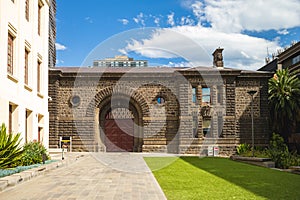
[202, 87, 211, 106]
[25, 0, 30, 21]
[217, 85, 223, 104]
[292, 55, 300, 65]
[192, 87, 197, 103]
[24, 49, 29, 85]
[7, 33, 14, 75]
[37, 61, 41, 93]
[38, 3, 42, 35]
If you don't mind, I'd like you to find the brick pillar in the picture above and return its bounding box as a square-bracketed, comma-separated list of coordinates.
[48, 74, 60, 148]
[178, 82, 193, 153]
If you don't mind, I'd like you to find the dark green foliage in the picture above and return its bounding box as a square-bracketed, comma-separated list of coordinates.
[236, 143, 251, 155]
[268, 69, 300, 142]
[267, 133, 300, 168]
[19, 141, 50, 166]
[235, 134, 300, 168]
[0, 123, 23, 169]
[236, 144, 269, 158]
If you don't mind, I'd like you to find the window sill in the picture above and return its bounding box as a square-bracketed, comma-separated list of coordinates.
[37, 92, 44, 99]
[7, 73, 18, 83]
[24, 84, 33, 92]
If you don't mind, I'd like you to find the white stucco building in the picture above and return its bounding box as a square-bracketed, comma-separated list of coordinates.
[0, 0, 51, 148]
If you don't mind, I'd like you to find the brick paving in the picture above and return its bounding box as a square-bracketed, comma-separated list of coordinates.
[0, 153, 167, 200]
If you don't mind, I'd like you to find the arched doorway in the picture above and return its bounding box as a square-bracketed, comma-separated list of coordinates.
[98, 96, 143, 152]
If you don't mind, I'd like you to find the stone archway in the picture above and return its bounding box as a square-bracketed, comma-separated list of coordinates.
[86, 86, 149, 152]
[98, 95, 143, 152]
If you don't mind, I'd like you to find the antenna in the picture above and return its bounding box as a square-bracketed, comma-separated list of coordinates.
[291, 40, 297, 46]
[265, 47, 270, 63]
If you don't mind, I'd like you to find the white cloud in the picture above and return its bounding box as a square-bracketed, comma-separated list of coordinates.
[167, 12, 175, 27]
[117, 0, 299, 70]
[120, 26, 280, 70]
[191, 0, 300, 33]
[180, 16, 195, 26]
[56, 59, 64, 65]
[164, 61, 193, 67]
[277, 29, 289, 35]
[191, 1, 205, 24]
[55, 43, 67, 51]
[118, 18, 129, 25]
[133, 12, 145, 27]
[154, 17, 160, 26]
[118, 48, 128, 55]
[84, 17, 93, 24]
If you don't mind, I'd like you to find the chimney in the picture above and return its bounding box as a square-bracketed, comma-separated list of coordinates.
[213, 48, 224, 68]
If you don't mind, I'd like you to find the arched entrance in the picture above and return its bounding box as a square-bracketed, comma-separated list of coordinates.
[98, 95, 143, 152]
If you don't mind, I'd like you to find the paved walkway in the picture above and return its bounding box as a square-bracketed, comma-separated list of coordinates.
[0, 153, 167, 200]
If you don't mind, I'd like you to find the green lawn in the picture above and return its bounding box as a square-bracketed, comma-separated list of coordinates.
[144, 157, 300, 200]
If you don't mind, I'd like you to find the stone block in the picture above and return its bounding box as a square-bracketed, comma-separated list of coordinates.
[0, 180, 8, 191]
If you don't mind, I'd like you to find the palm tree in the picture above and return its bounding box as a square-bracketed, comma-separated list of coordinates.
[268, 69, 300, 144]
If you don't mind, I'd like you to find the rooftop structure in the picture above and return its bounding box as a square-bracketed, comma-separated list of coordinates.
[259, 41, 300, 76]
[93, 55, 148, 67]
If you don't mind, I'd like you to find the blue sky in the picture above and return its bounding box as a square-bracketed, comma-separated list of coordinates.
[56, 0, 300, 70]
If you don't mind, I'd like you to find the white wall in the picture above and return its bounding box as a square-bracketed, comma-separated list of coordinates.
[0, 0, 49, 148]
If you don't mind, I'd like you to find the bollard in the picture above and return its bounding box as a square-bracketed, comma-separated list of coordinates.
[42, 153, 47, 164]
[62, 146, 64, 160]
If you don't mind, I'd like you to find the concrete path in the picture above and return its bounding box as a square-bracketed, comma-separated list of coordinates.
[0, 153, 167, 200]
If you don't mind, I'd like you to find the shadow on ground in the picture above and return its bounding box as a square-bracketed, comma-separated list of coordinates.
[180, 157, 300, 200]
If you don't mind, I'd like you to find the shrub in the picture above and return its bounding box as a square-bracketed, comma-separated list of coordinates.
[0, 123, 23, 169]
[236, 143, 251, 155]
[20, 141, 50, 166]
[267, 133, 300, 168]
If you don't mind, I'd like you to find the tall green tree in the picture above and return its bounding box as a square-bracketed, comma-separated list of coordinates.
[268, 69, 300, 143]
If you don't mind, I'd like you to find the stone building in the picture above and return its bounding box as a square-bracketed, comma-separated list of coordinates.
[48, 0, 56, 68]
[49, 49, 272, 155]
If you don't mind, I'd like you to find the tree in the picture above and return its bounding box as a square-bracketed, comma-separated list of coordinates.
[268, 69, 300, 143]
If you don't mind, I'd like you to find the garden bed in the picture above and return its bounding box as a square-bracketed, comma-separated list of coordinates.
[230, 155, 275, 168]
[0, 160, 57, 178]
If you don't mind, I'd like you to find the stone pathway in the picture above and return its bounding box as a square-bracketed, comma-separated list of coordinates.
[0, 153, 167, 200]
